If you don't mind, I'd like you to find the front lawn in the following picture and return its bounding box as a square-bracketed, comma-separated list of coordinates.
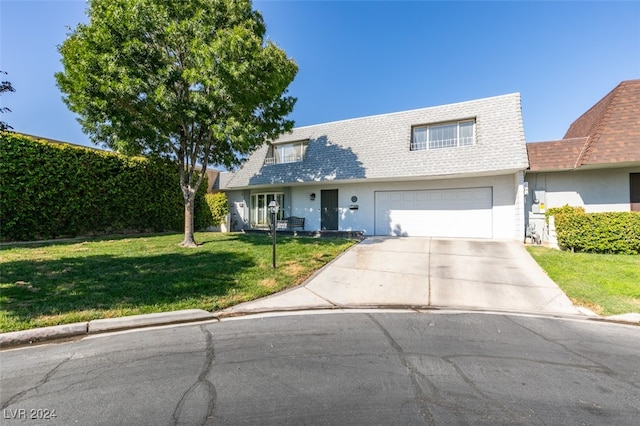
[0, 233, 357, 332]
[526, 246, 640, 316]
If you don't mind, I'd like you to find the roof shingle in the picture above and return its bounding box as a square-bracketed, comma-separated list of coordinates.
[223, 93, 528, 189]
[526, 138, 588, 171]
[527, 79, 640, 171]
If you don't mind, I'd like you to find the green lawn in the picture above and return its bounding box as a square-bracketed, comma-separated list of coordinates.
[526, 246, 640, 316]
[0, 233, 357, 333]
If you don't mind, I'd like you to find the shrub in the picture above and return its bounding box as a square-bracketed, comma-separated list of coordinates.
[204, 192, 230, 227]
[553, 210, 640, 255]
[0, 132, 209, 241]
[545, 205, 585, 222]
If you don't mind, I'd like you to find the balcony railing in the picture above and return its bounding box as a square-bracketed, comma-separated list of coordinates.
[264, 154, 302, 165]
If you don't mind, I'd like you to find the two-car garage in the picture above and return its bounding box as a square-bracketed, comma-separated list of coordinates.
[374, 187, 493, 238]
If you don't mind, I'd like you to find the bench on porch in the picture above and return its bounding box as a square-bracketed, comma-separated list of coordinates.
[275, 216, 305, 231]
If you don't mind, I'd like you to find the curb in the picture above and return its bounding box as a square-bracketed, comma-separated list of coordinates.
[600, 312, 640, 325]
[575, 307, 640, 326]
[2, 307, 638, 350]
[0, 322, 89, 348]
[0, 309, 217, 349]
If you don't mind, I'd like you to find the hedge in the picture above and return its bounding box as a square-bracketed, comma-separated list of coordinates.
[0, 132, 211, 241]
[545, 205, 586, 220]
[552, 208, 640, 255]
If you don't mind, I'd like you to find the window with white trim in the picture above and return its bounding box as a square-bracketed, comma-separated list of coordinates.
[411, 120, 475, 151]
[264, 141, 308, 165]
[250, 193, 285, 227]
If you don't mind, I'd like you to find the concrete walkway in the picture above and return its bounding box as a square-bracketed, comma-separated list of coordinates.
[223, 237, 582, 316]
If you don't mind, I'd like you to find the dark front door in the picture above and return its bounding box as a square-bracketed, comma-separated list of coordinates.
[631, 173, 640, 212]
[321, 189, 339, 230]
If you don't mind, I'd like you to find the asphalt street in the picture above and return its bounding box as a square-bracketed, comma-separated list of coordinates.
[2, 311, 639, 425]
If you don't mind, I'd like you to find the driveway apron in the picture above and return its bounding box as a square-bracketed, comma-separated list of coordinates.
[224, 237, 581, 316]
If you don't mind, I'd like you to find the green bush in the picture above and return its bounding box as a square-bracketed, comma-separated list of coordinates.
[205, 193, 229, 227]
[553, 210, 640, 255]
[545, 205, 585, 222]
[0, 132, 210, 241]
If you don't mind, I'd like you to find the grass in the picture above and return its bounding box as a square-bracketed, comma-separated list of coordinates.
[526, 246, 640, 316]
[0, 232, 357, 333]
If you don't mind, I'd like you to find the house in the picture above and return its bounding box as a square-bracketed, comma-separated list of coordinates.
[220, 93, 529, 239]
[525, 79, 640, 239]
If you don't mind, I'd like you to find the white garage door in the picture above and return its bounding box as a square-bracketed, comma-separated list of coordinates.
[375, 188, 493, 238]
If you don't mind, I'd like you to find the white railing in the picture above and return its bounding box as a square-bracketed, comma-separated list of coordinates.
[264, 155, 301, 165]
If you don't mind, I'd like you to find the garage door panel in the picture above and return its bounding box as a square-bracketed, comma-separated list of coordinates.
[390, 193, 403, 202]
[375, 188, 493, 238]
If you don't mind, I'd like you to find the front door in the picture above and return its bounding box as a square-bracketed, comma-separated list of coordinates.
[321, 189, 339, 230]
[631, 173, 640, 212]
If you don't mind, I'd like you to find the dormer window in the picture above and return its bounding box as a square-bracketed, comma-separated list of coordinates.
[411, 120, 475, 151]
[265, 140, 308, 165]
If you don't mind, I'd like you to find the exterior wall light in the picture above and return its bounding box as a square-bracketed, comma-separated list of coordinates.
[310, 193, 316, 201]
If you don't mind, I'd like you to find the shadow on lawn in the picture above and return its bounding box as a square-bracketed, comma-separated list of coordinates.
[1, 250, 254, 324]
[4, 231, 325, 248]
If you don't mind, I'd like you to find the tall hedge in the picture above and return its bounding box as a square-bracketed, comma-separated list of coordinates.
[1, 132, 211, 241]
[553, 209, 640, 255]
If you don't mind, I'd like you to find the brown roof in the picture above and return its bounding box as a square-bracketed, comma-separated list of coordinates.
[527, 137, 589, 171]
[527, 79, 640, 171]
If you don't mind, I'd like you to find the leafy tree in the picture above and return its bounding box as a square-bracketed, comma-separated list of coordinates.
[56, 0, 297, 246]
[0, 70, 16, 131]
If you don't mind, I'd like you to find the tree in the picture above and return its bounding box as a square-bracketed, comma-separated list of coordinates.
[0, 70, 16, 131]
[56, 0, 297, 246]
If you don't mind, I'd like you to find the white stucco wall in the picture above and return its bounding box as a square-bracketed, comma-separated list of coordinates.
[225, 190, 249, 232]
[524, 166, 640, 241]
[514, 171, 526, 240]
[226, 173, 524, 240]
[526, 167, 639, 213]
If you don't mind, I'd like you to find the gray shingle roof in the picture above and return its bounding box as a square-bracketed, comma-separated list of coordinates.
[222, 93, 528, 189]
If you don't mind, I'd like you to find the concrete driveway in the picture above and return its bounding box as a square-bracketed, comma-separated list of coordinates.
[224, 237, 581, 316]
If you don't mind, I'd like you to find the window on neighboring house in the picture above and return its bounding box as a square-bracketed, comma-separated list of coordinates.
[411, 120, 475, 151]
[250, 193, 285, 227]
[264, 141, 308, 165]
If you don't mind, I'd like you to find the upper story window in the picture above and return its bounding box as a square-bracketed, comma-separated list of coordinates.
[265, 140, 308, 165]
[411, 120, 475, 151]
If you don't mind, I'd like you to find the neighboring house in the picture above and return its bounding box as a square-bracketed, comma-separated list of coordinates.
[220, 93, 529, 239]
[525, 79, 640, 239]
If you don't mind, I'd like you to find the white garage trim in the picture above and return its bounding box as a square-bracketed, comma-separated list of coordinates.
[374, 187, 493, 238]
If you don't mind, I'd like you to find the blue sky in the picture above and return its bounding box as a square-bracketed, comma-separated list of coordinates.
[1, 0, 639, 149]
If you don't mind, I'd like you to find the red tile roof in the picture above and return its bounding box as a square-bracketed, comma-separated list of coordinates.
[527, 79, 640, 171]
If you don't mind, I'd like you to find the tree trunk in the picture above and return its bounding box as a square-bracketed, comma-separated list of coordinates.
[180, 195, 198, 247]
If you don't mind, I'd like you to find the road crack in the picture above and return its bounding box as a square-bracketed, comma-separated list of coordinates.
[172, 325, 217, 425]
[367, 314, 435, 424]
[504, 316, 640, 390]
[1, 352, 75, 409]
[441, 354, 526, 424]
